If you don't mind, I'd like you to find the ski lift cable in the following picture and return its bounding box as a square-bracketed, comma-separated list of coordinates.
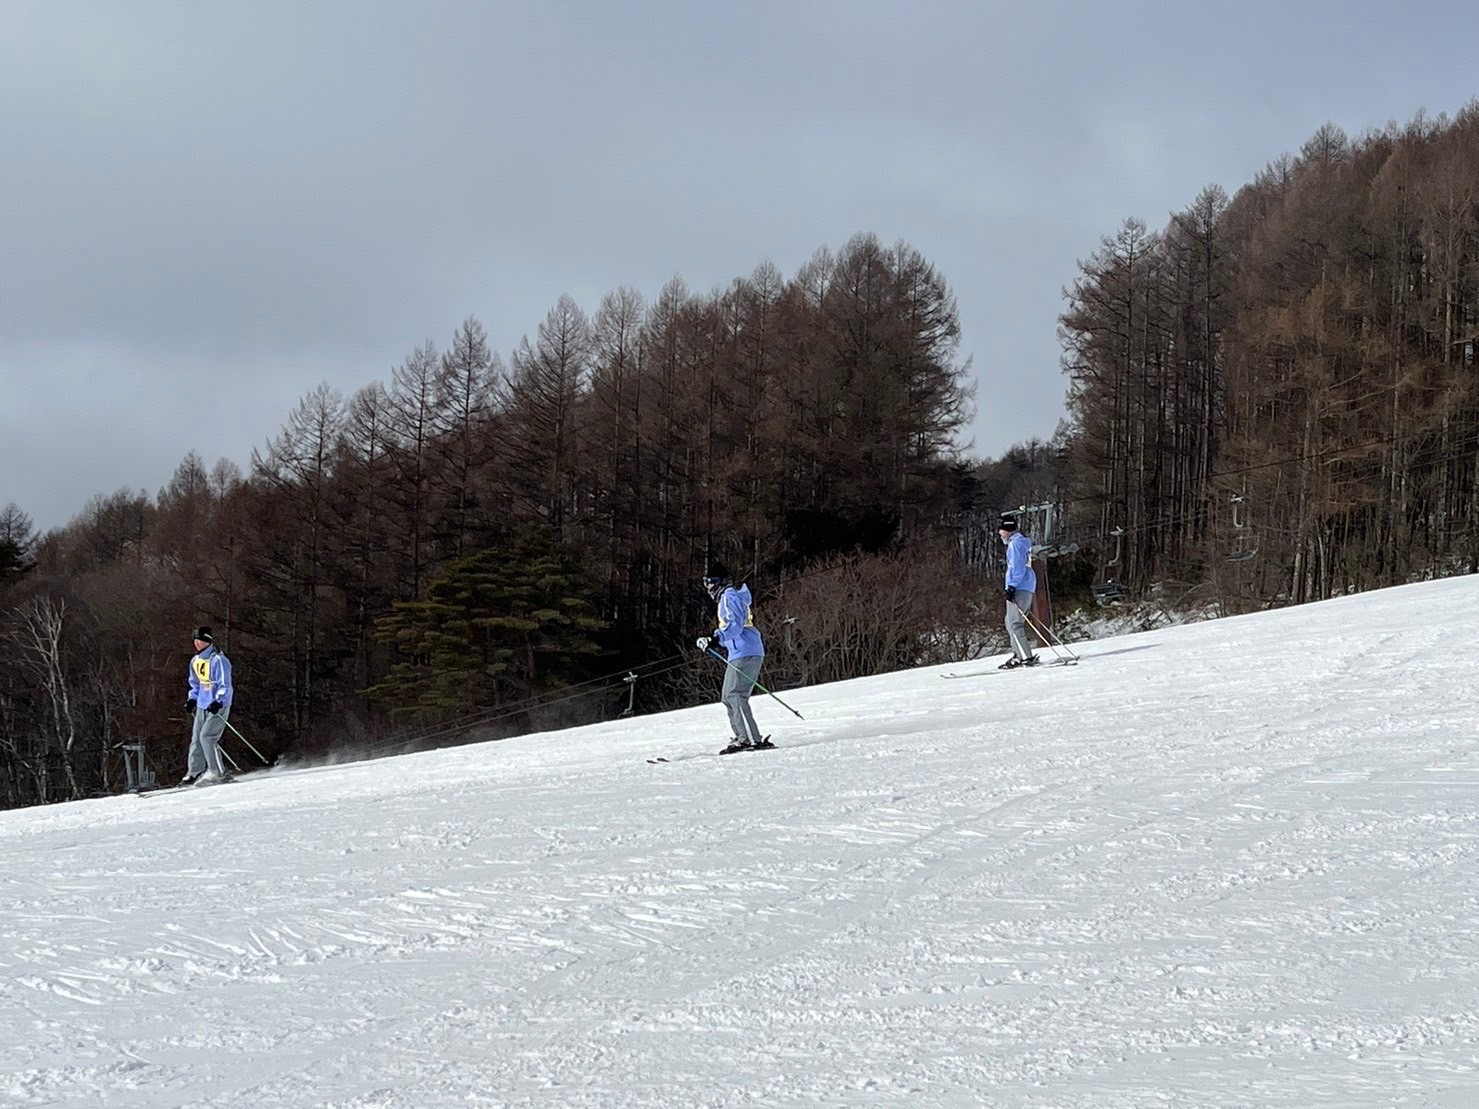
[357, 427, 1479, 753]
[1042, 424, 1479, 521]
[774, 425, 1479, 599]
[1047, 423, 1479, 552]
[356, 652, 702, 756]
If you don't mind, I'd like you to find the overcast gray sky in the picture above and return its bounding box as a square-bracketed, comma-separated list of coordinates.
[3, 0, 1475, 532]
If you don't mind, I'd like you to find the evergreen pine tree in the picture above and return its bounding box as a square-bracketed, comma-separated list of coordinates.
[365, 528, 604, 721]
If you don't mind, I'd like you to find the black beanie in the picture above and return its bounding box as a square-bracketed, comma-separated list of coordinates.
[193, 626, 214, 643]
[704, 562, 731, 583]
[998, 516, 1018, 532]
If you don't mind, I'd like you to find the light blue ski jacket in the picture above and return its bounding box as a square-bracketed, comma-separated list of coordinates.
[1004, 532, 1038, 594]
[714, 584, 765, 660]
[188, 646, 234, 709]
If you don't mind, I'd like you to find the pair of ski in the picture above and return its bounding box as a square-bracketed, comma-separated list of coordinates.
[942, 656, 1079, 679]
[136, 776, 236, 796]
[648, 738, 775, 764]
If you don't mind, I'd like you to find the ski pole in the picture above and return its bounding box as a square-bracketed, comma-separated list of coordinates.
[222, 718, 271, 764]
[217, 742, 244, 772]
[703, 646, 805, 719]
[1019, 605, 1080, 663]
[1023, 609, 1070, 659]
[1024, 609, 1078, 658]
[1009, 600, 1067, 663]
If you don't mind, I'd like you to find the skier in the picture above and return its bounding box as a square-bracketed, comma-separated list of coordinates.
[695, 563, 773, 754]
[997, 515, 1040, 669]
[182, 626, 235, 785]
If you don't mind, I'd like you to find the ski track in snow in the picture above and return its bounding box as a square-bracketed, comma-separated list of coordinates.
[3, 578, 1479, 1107]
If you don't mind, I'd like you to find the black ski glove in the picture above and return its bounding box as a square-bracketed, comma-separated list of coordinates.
[1004, 586, 1017, 602]
[206, 700, 223, 716]
[183, 699, 196, 714]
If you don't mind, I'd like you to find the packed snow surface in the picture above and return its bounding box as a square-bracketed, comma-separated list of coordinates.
[4, 578, 1479, 1107]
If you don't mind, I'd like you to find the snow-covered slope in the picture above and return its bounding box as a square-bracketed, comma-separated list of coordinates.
[4, 578, 1479, 1107]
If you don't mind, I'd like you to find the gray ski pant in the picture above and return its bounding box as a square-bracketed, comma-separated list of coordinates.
[188, 705, 229, 778]
[721, 655, 764, 744]
[1006, 592, 1036, 660]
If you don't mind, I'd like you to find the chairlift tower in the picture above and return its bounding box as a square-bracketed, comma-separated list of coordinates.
[1014, 500, 1080, 559]
[119, 743, 156, 792]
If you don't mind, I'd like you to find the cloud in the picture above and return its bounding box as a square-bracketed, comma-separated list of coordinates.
[4, 0, 1478, 526]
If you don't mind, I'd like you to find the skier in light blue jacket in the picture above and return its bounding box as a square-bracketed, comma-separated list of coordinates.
[182, 626, 234, 784]
[997, 516, 1039, 669]
[695, 562, 772, 754]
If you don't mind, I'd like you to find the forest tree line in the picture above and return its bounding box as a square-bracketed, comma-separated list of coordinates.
[0, 234, 999, 809]
[1058, 105, 1479, 609]
[6, 103, 1479, 810]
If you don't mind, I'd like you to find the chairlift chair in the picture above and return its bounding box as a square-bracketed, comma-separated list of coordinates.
[1228, 495, 1259, 562]
[1092, 526, 1128, 604]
